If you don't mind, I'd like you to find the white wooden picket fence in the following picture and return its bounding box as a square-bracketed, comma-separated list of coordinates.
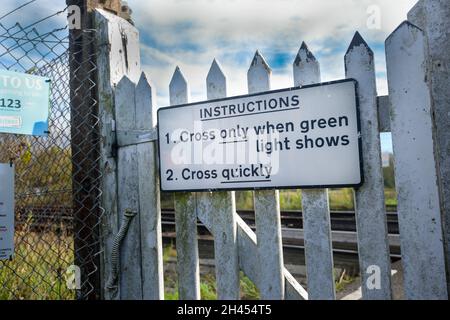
[95, 0, 450, 301]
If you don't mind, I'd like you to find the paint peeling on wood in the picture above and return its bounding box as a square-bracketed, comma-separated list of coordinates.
[115, 76, 142, 300]
[95, 8, 141, 300]
[248, 52, 284, 299]
[386, 21, 448, 300]
[135, 73, 164, 300]
[293, 42, 335, 300]
[248, 51, 272, 95]
[170, 67, 200, 300]
[408, 0, 450, 295]
[345, 31, 392, 300]
[196, 59, 240, 300]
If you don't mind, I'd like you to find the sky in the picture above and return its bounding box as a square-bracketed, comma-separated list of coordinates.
[1, 0, 420, 152]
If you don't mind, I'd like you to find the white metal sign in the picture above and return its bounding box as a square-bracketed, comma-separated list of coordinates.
[0, 163, 14, 260]
[158, 79, 363, 192]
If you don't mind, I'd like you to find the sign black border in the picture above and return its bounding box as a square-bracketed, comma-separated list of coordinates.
[157, 78, 364, 193]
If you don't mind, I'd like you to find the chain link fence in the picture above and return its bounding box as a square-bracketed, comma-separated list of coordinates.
[0, 3, 102, 300]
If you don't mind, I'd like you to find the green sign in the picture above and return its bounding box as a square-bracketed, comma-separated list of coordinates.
[0, 69, 50, 136]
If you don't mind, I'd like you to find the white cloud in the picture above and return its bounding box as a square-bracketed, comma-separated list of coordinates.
[130, 0, 416, 45]
[2, 0, 67, 31]
[3, 0, 416, 106]
[128, 0, 417, 106]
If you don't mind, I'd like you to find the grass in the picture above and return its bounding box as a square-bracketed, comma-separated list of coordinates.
[1, 233, 261, 300]
[233, 188, 397, 211]
[239, 272, 260, 300]
[335, 270, 356, 293]
[0, 230, 75, 300]
[163, 244, 357, 299]
[385, 189, 397, 209]
[3, 185, 397, 300]
[164, 272, 260, 301]
[163, 188, 397, 212]
[2, 234, 360, 300]
[163, 244, 260, 300]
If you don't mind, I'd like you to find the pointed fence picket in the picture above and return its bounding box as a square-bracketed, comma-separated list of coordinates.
[247, 51, 285, 300]
[115, 77, 143, 300]
[112, 73, 164, 300]
[196, 59, 240, 300]
[293, 42, 335, 300]
[385, 21, 447, 300]
[97, 0, 450, 301]
[95, 8, 142, 300]
[177, 58, 308, 300]
[345, 32, 392, 300]
[407, 0, 450, 294]
[135, 73, 164, 300]
[169, 67, 201, 300]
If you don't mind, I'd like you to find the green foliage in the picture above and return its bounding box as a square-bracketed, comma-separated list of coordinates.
[25, 147, 72, 190]
[11, 145, 73, 208]
[162, 245, 260, 300]
[335, 270, 356, 293]
[20, 141, 32, 165]
[163, 243, 177, 262]
[385, 189, 398, 209]
[239, 272, 260, 300]
[0, 231, 75, 300]
[279, 190, 302, 210]
[164, 287, 179, 300]
[383, 156, 396, 189]
[161, 192, 174, 209]
[235, 191, 254, 210]
[200, 274, 217, 300]
[163, 187, 397, 212]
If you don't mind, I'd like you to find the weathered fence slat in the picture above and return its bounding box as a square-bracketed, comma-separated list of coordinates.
[197, 207, 307, 300]
[385, 21, 448, 300]
[293, 42, 335, 300]
[95, 8, 141, 300]
[345, 32, 392, 300]
[135, 73, 164, 300]
[196, 59, 240, 300]
[170, 67, 201, 300]
[115, 76, 143, 299]
[377, 96, 391, 133]
[408, 0, 450, 294]
[247, 51, 285, 300]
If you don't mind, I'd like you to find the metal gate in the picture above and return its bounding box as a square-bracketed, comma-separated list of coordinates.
[0, 2, 102, 300]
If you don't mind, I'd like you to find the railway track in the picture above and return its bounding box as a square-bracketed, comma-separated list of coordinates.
[162, 209, 400, 234]
[161, 209, 401, 271]
[17, 206, 399, 234]
[16, 206, 401, 270]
